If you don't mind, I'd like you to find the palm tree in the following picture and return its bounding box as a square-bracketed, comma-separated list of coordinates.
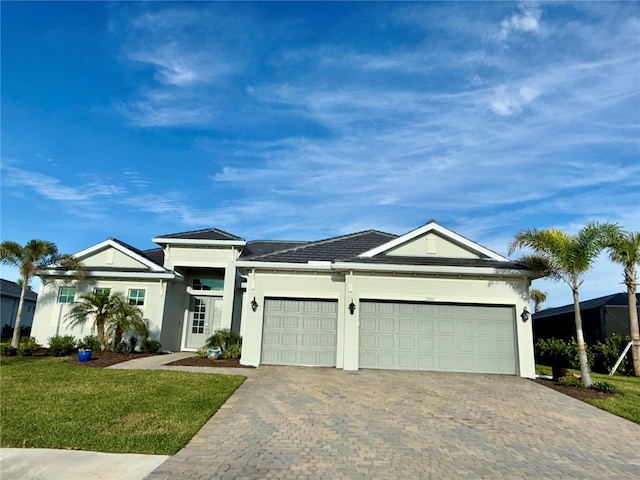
[66, 291, 114, 351]
[605, 231, 640, 376]
[530, 289, 548, 313]
[1, 239, 83, 348]
[105, 292, 147, 351]
[509, 222, 620, 387]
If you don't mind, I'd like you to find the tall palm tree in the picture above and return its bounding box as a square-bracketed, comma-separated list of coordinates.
[1, 239, 83, 348]
[509, 222, 620, 387]
[66, 291, 114, 351]
[530, 289, 548, 313]
[605, 231, 640, 376]
[105, 292, 147, 351]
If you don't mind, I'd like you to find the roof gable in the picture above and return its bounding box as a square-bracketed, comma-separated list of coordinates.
[153, 227, 245, 246]
[74, 238, 167, 272]
[359, 221, 509, 262]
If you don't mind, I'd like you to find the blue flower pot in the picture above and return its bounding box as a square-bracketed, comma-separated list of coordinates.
[78, 350, 92, 362]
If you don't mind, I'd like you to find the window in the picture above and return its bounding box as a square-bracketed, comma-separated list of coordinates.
[58, 287, 76, 304]
[94, 287, 111, 295]
[192, 278, 224, 291]
[128, 289, 145, 306]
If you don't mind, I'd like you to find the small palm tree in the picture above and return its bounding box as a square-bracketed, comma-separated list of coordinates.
[605, 231, 640, 376]
[1, 239, 83, 348]
[530, 289, 548, 313]
[66, 291, 114, 351]
[509, 222, 620, 387]
[105, 292, 147, 351]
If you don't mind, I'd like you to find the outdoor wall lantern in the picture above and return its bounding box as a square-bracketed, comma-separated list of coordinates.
[348, 300, 356, 315]
[251, 297, 259, 312]
[520, 306, 530, 322]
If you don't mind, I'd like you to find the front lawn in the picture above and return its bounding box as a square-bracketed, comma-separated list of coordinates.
[0, 355, 245, 454]
[536, 364, 640, 424]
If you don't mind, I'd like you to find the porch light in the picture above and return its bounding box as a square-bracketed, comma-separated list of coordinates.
[348, 300, 356, 315]
[520, 306, 530, 322]
[251, 297, 259, 312]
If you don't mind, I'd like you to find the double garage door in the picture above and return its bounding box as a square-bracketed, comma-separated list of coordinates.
[261, 298, 517, 374]
[360, 301, 517, 374]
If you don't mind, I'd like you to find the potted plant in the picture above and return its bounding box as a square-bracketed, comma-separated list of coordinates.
[77, 348, 92, 362]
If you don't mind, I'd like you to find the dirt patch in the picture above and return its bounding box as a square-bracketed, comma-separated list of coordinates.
[165, 355, 255, 369]
[66, 351, 155, 368]
[533, 378, 615, 402]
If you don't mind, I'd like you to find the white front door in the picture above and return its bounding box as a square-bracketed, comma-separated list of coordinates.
[186, 296, 222, 349]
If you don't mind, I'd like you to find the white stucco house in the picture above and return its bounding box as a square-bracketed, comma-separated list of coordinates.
[31, 221, 537, 377]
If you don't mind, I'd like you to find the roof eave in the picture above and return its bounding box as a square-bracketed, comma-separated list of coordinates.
[152, 238, 246, 247]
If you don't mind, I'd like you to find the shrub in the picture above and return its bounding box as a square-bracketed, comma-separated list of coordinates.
[116, 340, 133, 354]
[220, 343, 242, 359]
[18, 337, 40, 356]
[535, 338, 574, 367]
[128, 336, 138, 352]
[77, 335, 101, 351]
[141, 338, 161, 354]
[1, 345, 18, 356]
[591, 335, 632, 376]
[47, 335, 76, 357]
[206, 329, 242, 356]
[559, 375, 583, 388]
[591, 381, 615, 394]
[195, 347, 208, 358]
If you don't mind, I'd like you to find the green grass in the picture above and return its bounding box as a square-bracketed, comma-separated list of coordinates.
[535, 364, 640, 424]
[0, 355, 245, 454]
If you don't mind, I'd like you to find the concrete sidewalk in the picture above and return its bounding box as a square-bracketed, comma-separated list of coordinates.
[1, 352, 254, 480]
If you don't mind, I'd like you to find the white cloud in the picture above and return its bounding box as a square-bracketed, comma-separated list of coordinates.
[499, 3, 542, 40]
[490, 85, 539, 116]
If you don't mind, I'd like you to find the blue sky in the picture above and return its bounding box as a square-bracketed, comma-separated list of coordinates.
[1, 1, 639, 309]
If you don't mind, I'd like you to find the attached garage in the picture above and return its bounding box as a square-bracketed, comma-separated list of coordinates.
[261, 298, 338, 367]
[359, 301, 517, 374]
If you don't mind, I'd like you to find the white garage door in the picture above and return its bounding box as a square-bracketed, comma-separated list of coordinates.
[359, 301, 516, 374]
[262, 298, 338, 367]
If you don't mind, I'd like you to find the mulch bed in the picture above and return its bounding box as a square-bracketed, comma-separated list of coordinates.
[533, 378, 615, 402]
[65, 351, 154, 368]
[165, 356, 255, 368]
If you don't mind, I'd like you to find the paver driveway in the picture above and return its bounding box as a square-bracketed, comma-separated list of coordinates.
[147, 367, 640, 479]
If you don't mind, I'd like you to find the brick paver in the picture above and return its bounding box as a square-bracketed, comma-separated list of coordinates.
[146, 367, 640, 479]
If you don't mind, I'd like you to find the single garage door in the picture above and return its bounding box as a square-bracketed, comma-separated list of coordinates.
[262, 298, 338, 366]
[359, 301, 516, 374]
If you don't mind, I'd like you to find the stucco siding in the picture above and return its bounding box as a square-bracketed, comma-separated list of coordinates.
[81, 247, 150, 269]
[386, 232, 480, 259]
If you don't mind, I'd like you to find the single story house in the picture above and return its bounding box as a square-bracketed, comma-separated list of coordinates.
[533, 292, 639, 344]
[1, 278, 38, 333]
[31, 221, 536, 377]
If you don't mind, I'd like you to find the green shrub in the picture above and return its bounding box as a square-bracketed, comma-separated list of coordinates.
[1, 345, 18, 356]
[77, 335, 101, 351]
[220, 343, 242, 359]
[559, 375, 583, 388]
[591, 381, 615, 394]
[535, 338, 574, 367]
[128, 336, 138, 352]
[18, 337, 40, 356]
[116, 340, 133, 354]
[47, 335, 76, 357]
[591, 335, 632, 376]
[195, 347, 208, 358]
[141, 338, 161, 354]
[206, 329, 242, 356]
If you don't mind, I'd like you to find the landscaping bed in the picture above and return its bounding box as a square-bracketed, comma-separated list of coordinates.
[65, 350, 155, 368]
[165, 355, 254, 368]
[533, 378, 614, 402]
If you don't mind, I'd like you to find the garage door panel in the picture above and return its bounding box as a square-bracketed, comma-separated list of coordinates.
[359, 301, 516, 374]
[262, 299, 337, 367]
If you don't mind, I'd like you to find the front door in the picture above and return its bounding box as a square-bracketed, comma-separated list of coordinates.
[186, 296, 222, 349]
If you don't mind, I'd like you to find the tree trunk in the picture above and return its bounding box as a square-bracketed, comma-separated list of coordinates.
[96, 318, 106, 351]
[573, 285, 593, 387]
[626, 265, 640, 377]
[10, 280, 28, 349]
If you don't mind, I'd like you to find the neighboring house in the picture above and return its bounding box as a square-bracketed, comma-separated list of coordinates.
[1, 278, 38, 332]
[532, 292, 640, 344]
[31, 221, 537, 377]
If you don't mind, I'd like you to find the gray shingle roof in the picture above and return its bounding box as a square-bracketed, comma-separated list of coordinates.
[109, 239, 167, 270]
[243, 231, 398, 263]
[1, 278, 38, 301]
[341, 255, 528, 269]
[155, 227, 244, 241]
[533, 292, 639, 319]
[241, 241, 309, 258]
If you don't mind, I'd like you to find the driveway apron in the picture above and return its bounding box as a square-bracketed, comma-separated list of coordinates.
[146, 367, 640, 479]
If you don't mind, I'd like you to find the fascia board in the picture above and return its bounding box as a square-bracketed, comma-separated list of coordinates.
[75, 239, 166, 272]
[333, 261, 535, 277]
[37, 270, 179, 280]
[235, 261, 333, 271]
[152, 238, 246, 247]
[359, 223, 510, 262]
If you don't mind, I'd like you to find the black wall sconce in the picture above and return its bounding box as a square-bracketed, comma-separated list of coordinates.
[251, 297, 259, 312]
[520, 306, 530, 322]
[348, 300, 356, 315]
